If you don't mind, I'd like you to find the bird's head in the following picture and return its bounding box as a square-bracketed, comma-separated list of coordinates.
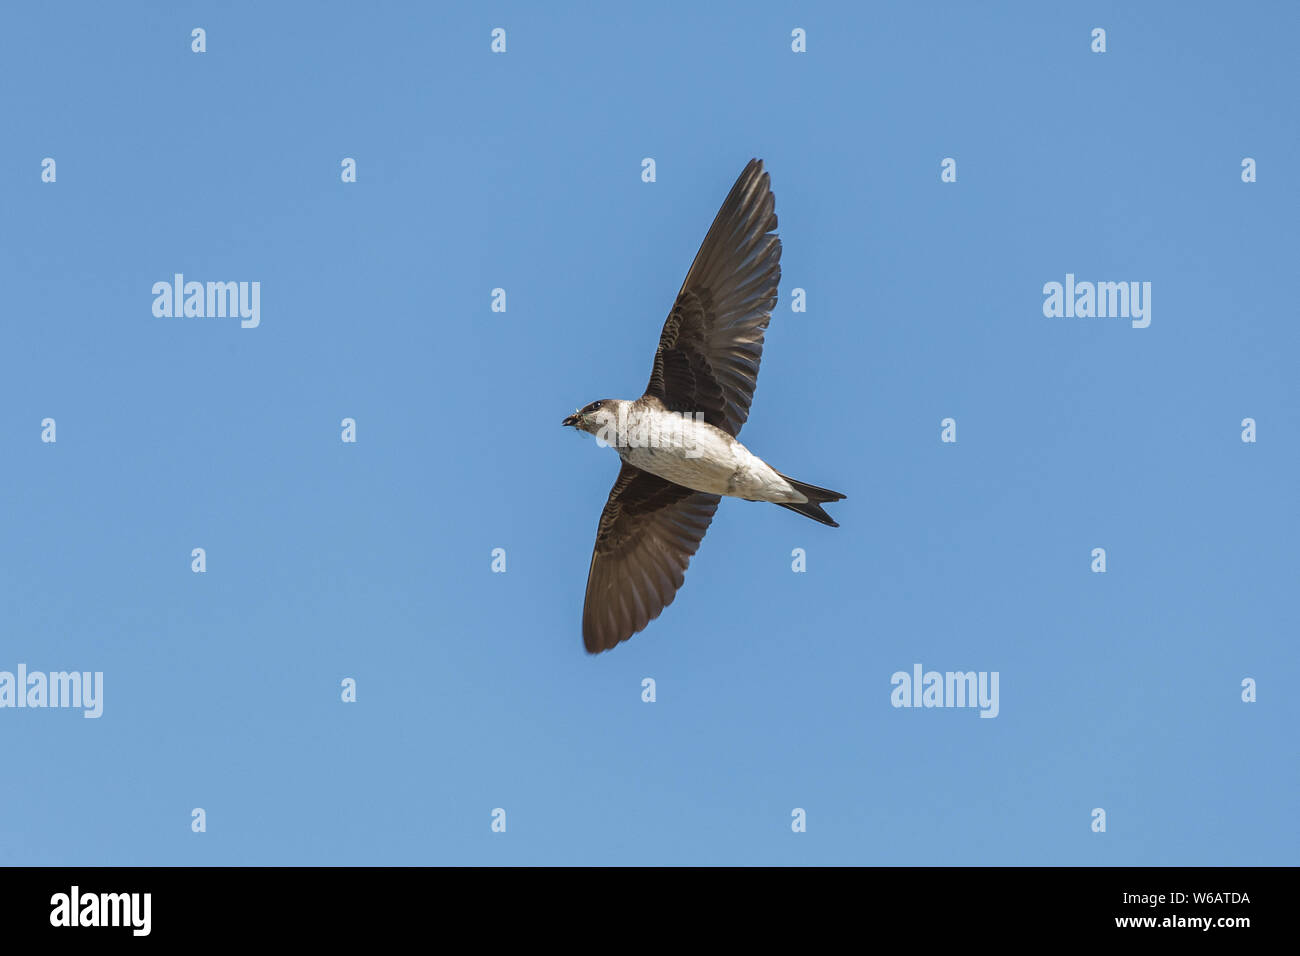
[562, 399, 618, 436]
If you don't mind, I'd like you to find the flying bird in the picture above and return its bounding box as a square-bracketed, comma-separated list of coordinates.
[564, 159, 844, 653]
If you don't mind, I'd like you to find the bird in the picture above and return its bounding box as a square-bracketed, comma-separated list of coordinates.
[563, 159, 844, 654]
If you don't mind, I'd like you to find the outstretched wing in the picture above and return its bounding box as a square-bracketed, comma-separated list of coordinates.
[582, 463, 720, 653]
[644, 158, 781, 437]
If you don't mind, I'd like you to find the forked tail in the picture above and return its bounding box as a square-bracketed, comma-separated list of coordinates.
[775, 473, 845, 527]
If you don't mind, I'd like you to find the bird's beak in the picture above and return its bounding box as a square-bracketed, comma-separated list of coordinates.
[562, 412, 579, 428]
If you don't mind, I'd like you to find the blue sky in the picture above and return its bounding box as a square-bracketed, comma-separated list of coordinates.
[1, 1, 1295, 865]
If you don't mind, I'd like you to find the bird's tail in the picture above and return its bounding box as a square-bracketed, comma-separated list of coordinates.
[775, 473, 845, 527]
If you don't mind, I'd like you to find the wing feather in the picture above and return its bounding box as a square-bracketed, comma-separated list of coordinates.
[581, 464, 720, 653]
[644, 159, 781, 437]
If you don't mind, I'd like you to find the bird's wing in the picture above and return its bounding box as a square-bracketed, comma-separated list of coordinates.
[644, 158, 781, 438]
[582, 463, 720, 653]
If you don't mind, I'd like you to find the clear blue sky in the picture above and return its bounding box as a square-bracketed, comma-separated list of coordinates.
[1, 1, 1295, 865]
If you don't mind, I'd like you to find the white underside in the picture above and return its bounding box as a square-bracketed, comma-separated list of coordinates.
[603, 405, 805, 503]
